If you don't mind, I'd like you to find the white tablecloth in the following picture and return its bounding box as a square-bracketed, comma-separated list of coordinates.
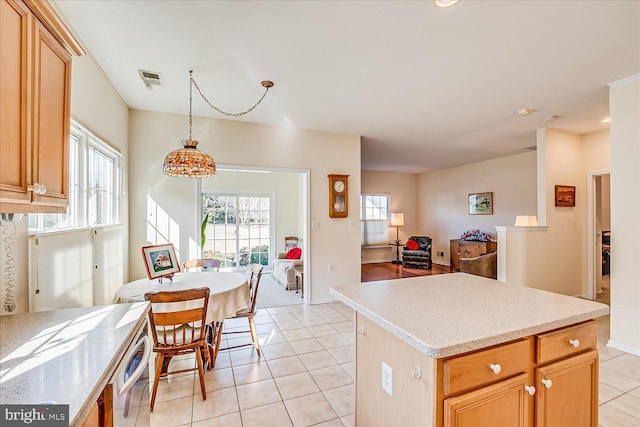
[114, 272, 250, 323]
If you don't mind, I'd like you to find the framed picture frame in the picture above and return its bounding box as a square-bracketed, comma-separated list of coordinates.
[555, 185, 576, 207]
[469, 192, 494, 215]
[141, 243, 181, 280]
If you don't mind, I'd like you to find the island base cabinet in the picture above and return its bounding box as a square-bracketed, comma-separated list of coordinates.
[443, 373, 531, 427]
[535, 350, 598, 427]
[355, 313, 436, 427]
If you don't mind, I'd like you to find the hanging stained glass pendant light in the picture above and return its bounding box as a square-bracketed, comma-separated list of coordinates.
[163, 71, 273, 178]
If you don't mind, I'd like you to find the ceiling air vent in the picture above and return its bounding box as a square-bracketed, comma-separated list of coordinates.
[138, 69, 164, 91]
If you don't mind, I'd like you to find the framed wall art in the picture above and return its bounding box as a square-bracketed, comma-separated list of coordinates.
[555, 185, 575, 207]
[469, 192, 493, 215]
[142, 243, 181, 280]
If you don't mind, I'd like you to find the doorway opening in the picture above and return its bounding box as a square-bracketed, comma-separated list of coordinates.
[587, 171, 611, 303]
[197, 166, 309, 306]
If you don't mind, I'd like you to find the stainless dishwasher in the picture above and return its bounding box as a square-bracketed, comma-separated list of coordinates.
[109, 321, 151, 426]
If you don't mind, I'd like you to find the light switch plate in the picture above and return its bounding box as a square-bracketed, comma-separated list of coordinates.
[382, 362, 393, 396]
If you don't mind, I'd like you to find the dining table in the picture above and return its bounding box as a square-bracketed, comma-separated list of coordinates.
[114, 271, 250, 369]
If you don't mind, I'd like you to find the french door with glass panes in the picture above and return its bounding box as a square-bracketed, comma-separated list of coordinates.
[202, 194, 271, 270]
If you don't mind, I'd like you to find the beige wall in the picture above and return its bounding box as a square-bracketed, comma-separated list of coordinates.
[608, 76, 640, 355]
[129, 110, 361, 302]
[417, 152, 537, 265]
[71, 54, 130, 293]
[361, 171, 418, 263]
[500, 128, 610, 296]
[201, 169, 304, 256]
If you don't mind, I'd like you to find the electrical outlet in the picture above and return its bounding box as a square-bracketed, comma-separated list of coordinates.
[437, 251, 444, 257]
[328, 264, 335, 272]
[382, 362, 393, 396]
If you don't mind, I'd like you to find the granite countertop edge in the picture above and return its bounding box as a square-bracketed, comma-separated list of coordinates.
[330, 283, 609, 359]
[71, 304, 150, 427]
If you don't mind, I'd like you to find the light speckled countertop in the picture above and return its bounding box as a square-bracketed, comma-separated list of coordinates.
[330, 273, 609, 358]
[0, 302, 149, 426]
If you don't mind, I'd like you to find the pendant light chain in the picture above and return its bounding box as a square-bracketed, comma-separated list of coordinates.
[189, 71, 194, 140]
[190, 73, 273, 118]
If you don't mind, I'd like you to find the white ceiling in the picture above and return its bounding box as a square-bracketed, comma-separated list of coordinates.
[54, 0, 639, 173]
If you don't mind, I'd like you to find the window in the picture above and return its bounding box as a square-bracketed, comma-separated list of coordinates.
[202, 193, 272, 269]
[360, 194, 390, 246]
[29, 121, 121, 232]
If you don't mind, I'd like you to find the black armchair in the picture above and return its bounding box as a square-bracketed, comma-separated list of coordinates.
[402, 236, 432, 269]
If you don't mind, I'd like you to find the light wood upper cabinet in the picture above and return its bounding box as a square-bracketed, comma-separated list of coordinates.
[0, 0, 83, 213]
[0, 0, 31, 206]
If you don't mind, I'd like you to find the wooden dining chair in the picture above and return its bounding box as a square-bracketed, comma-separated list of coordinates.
[183, 258, 221, 272]
[144, 288, 210, 411]
[216, 264, 264, 356]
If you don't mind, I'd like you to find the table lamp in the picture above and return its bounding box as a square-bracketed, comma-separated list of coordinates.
[390, 212, 405, 264]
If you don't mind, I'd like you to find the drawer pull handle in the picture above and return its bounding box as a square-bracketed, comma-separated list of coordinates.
[411, 367, 422, 380]
[541, 378, 553, 389]
[489, 363, 502, 374]
[524, 385, 536, 396]
[569, 339, 580, 348]
[357, 326, 365, 334]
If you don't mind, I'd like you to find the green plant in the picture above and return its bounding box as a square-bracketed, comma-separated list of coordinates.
[200, 212, 209, 254]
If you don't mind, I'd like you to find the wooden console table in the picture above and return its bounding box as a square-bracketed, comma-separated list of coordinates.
[450, 239, 497, 270]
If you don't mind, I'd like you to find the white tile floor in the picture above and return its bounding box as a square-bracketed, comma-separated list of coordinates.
[120, 300, 639, 427]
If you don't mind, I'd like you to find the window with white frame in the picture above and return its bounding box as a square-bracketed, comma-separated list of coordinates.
[29, 121, 121, 232]
[360, 194, 390, 246]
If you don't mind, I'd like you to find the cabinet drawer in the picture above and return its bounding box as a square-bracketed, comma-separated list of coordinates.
[535, 321, 597, 365]
[443, 338, 531, 396]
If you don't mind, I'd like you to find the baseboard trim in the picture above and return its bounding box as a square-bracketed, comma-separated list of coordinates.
[311, 297, 336, 305]
[432, 260, 450, 267]
[606, 340, 640, 357]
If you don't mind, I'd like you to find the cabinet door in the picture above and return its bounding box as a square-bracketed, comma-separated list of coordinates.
[356, 313, 435, 427]
[31, 18, 71, 210]
[535, 350, 597, 427]
[0, 0, 31, 206]
[444, 373, 530, 427]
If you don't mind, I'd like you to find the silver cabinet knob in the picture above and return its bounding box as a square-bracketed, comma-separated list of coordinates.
[489, 363, 502, 374]
[569, 339, 580, 348]
[541, 378, 553, 389]
[357, 326, 365, 334]
[524, 385, 536, 396]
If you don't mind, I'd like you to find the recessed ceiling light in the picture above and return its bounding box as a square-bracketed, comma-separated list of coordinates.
[434, 0, 459, 8]
[518, 108, 534, 116]
[544, 115, 558, 121]
[601, 118, 610, 123]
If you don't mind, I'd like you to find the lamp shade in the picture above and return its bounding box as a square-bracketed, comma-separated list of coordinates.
[163, 139, 216, 178]
[514, 215, 538, 226]
[390, 212, 405, 227]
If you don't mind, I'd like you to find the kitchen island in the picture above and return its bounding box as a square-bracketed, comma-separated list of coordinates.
[330, 273, 609, 427]
[0, 302, 149, 426]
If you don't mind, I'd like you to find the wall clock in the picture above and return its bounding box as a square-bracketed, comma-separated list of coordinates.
[328, 174, 349, 218]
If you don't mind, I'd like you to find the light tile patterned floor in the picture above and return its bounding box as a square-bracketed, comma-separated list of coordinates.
[122, 299, 639, 427]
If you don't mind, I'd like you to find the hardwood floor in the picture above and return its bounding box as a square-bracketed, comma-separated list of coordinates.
[361, 262, 452, 282]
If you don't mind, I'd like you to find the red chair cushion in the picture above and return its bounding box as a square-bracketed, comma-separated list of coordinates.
[286, 248, 302, 259]
[406, 239, 420, 250]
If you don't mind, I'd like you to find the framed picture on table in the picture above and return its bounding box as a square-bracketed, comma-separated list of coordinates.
[142, 243, 181, 280]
